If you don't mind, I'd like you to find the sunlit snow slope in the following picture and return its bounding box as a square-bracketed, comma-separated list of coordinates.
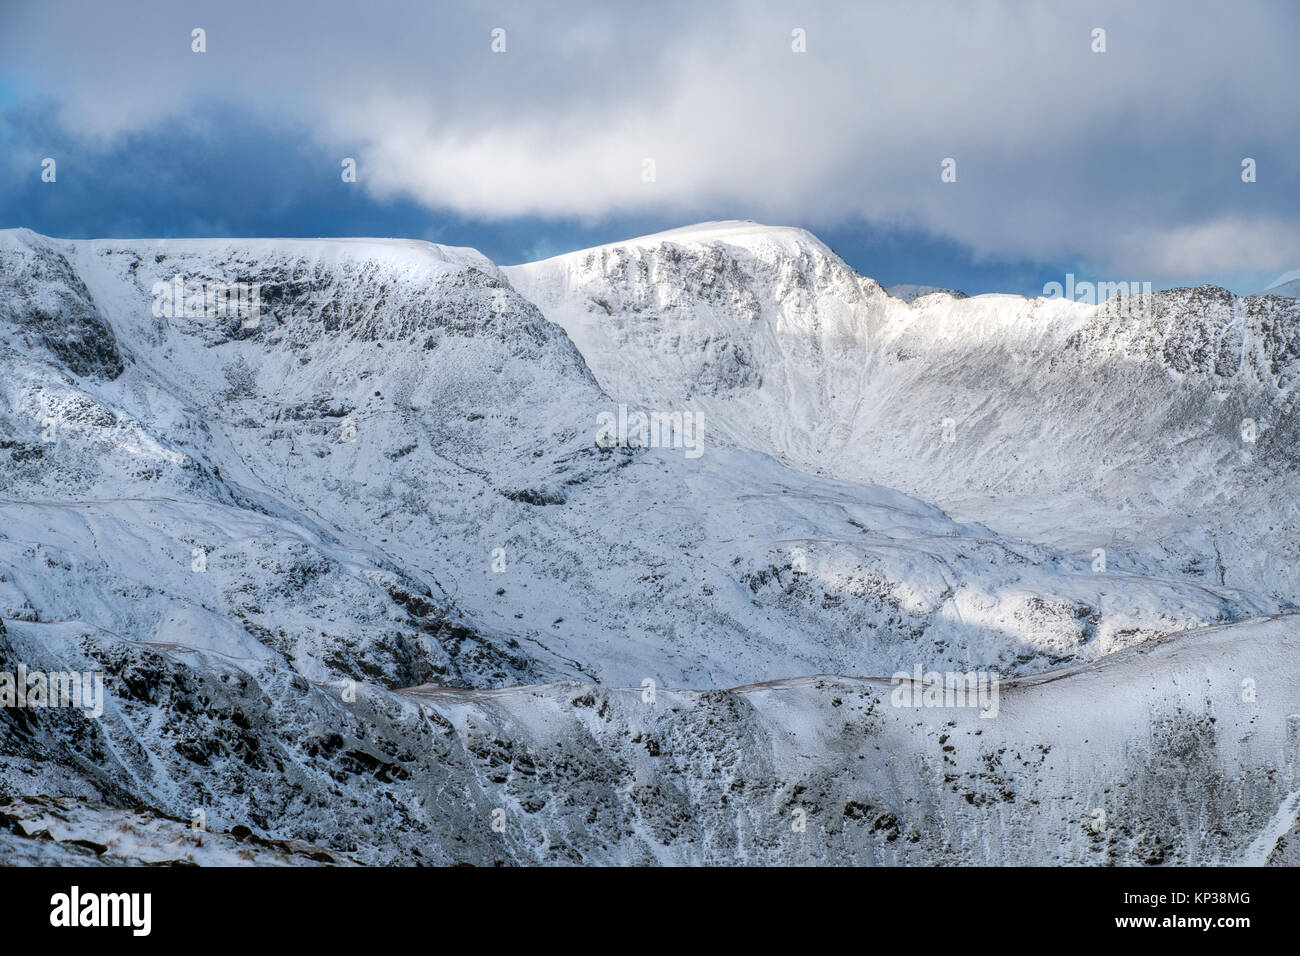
[507, 221, 1300, 605]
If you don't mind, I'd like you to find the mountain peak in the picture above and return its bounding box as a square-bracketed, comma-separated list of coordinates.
[518, 220, 839, 266]
[1262, 266, 1300, 298]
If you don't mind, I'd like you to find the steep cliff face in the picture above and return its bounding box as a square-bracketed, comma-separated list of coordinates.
[2, 224, 1297, 865]
[0, 230, 125, 381]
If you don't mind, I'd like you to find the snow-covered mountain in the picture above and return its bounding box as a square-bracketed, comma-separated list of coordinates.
[1262, 268, 1300, 298]
[507, 222, 1300, 606]
[3, 223, 1298, 865]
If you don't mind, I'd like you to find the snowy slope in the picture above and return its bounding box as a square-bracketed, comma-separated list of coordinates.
[507, 222, 1300, 606]
[0, 795, 356, 866]
[4, 609, 1296, 865]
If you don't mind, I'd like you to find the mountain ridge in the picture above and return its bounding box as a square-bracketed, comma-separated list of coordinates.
[508, 222, 1300, 606]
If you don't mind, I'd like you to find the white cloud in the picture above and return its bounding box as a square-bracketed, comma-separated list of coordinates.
[4, 0, 1299, 274]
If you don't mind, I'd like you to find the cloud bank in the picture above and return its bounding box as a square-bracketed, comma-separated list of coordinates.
[3, 0, 1298, 277]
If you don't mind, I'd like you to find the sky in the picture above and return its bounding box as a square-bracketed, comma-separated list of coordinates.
[1, 0, 1298, 297]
